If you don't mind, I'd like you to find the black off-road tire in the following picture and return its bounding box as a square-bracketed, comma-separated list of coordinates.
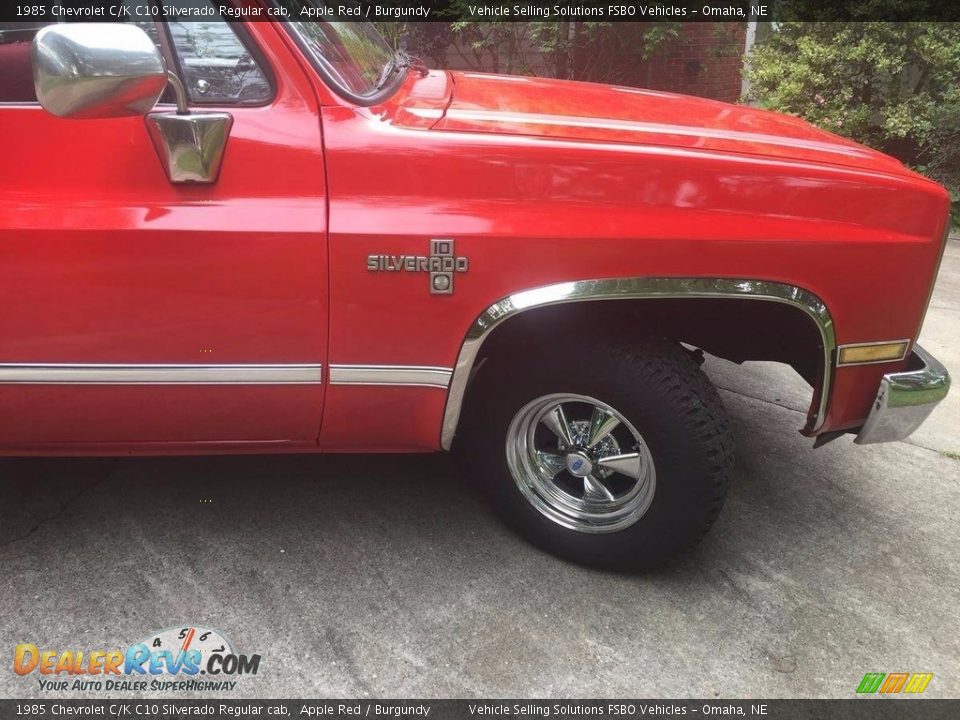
[459, 336, 734, 570]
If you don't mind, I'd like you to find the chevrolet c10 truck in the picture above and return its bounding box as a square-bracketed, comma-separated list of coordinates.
[0, 2, 951, 568]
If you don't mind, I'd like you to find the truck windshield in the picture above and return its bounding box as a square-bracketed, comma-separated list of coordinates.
[277, 1, 398, 100]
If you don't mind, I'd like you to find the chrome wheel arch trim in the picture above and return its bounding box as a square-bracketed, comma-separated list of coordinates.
[440, 277, 837, 450]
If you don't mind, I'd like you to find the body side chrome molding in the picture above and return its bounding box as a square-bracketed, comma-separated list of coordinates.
[329, 365, 452, 389]
[440, 277, 838, 450]
[0, 363, 322, 384]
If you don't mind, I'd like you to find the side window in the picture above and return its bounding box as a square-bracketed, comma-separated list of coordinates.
[166, 0, 272, 105]
[0, 23, 47, 102]
[0, 21, 159, 104]
[0, 4, 271, 106]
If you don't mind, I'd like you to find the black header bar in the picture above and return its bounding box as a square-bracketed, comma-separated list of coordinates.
[0, 700, 958, 719]
[2, 0, 960, 24]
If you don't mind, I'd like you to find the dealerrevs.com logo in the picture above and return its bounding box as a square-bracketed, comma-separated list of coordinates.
[14, 626, 261, 692]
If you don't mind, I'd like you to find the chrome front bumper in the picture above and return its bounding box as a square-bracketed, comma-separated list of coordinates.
[855, 345, 951, 444]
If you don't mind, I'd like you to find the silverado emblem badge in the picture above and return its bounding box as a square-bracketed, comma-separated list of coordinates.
[367, 239, 469, 295]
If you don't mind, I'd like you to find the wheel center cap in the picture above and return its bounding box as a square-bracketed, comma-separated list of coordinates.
[565, 452, 593, 478]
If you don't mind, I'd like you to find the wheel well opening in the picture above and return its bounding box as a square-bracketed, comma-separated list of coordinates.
[464, 297, 825, 416]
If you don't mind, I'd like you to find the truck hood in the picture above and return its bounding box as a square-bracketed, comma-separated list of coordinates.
[413, 71, 907, 174]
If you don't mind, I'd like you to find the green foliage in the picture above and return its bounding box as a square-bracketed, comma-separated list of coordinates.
[373, 22, 450, 66]
[445, 20, 682, 83]
[745, 22, 960, 226]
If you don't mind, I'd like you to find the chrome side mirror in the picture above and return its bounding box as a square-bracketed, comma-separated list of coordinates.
[32, 23, 167, 118]
[32, 23, 232, 184]
[145, 109, 234, 185]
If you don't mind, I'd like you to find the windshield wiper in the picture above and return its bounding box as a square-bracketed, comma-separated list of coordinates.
[407, 53, 429, 77]
[373, 49, 429, 92]
[374, 50, 410, 92]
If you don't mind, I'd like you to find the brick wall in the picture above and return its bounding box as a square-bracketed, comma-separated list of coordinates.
[435, 22, 747, 103]
[637, 23, 747, 102]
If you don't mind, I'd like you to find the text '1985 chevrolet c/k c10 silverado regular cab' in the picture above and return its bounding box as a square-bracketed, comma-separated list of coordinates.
[0, 2, 951, 568]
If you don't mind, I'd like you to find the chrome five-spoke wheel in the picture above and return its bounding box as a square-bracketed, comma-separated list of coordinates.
[505, 393, 656, 534]
[463, 337, 733, 568]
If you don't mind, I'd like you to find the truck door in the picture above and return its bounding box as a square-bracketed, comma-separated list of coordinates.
[0, 11, 328, 446]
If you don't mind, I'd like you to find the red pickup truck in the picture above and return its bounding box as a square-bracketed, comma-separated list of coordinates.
[0, 6, 951, 568]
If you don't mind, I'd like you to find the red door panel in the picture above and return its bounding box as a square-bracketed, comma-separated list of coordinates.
[0, 22, 327, 445]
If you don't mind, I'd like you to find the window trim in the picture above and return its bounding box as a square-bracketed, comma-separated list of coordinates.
[271, 1, 407, 107]
[158, 3, 277, 108]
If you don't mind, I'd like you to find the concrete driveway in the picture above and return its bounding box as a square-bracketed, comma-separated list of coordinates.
[1, 242, 958, 700]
